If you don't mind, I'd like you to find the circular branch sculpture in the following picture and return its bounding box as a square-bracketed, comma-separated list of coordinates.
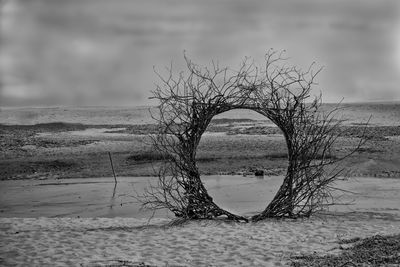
[138, 50, 365, 222]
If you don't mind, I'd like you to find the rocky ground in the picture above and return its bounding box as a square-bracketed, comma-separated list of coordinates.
[1, 119, 400, 180]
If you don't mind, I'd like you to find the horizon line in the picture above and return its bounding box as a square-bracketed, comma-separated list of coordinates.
[1, 99, 400, 109]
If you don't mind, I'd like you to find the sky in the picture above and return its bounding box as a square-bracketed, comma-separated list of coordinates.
[1, 0, 400, 107]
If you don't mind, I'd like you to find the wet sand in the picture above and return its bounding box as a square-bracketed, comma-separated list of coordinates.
[1, 175, 400, 219]
[2, 120, 400, 180]
[0, 175, 277, 218]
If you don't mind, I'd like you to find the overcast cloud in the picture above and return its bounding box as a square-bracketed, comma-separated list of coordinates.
[1, 0, 400, 107]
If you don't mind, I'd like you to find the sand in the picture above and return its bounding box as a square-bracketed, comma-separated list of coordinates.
[1, 176, 400, 266]
[1, 214, 400, 266]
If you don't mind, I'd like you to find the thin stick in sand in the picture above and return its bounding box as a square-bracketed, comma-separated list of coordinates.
[108, 152, 117, 184]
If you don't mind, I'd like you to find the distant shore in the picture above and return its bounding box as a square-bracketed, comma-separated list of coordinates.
[1, 119, 400, 180]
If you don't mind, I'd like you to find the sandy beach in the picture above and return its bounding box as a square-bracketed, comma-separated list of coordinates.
[3, 0, 400, 265]
[1, 105, 400, 266]
[1, 176, 400, 266]
[1, 213, 400, 266]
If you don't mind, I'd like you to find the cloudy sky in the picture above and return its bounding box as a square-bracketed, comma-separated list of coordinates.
[1, 0, 400, 107]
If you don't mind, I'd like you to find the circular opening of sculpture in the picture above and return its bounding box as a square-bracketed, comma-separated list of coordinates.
[198, 109, 288, 215]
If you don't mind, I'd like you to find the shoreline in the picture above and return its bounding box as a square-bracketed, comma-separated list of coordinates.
[2, 175, 400, 219]
[2, 121, 400, 180]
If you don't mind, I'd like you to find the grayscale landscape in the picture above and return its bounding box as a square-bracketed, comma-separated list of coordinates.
[1, 0, 400, 266]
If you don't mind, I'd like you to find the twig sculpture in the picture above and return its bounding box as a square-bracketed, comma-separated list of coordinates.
[137, 49, 365, 221]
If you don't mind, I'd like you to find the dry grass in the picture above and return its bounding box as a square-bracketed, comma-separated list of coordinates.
[291, 234, 400, 267]
[126, 151, 173, 162]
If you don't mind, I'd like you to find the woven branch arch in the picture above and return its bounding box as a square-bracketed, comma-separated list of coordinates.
[139, 50, 364, 222]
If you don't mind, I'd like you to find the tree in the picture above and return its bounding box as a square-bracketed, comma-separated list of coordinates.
[137, 49, 365, 222]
